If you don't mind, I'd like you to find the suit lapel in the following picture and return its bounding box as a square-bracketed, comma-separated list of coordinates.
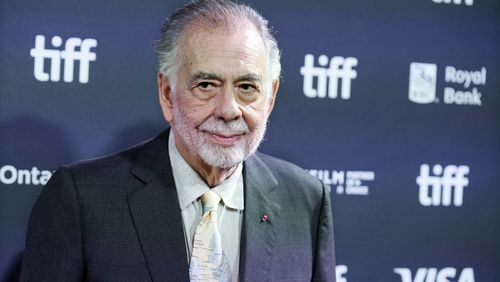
[127, 130, 189, 282]
[239, 153, 281, 282]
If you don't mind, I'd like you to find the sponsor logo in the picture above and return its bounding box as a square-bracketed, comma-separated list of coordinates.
[409, 63, 438, 104]
[308, 169, 375, 196]
[0, 165, 52, 185]
[300, 54, 358, 99]
[394, 267, 475, 282]
[408, 62, 486, 106]
[416, 164, 470, 207]
[336, 265, 348, 282]
[432, 0, 473, 6]
[30, 35, 97, 83]
[443, 66, 485, 106]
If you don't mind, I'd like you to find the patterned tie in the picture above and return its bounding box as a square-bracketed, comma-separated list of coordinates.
[189, 190, 229, 282]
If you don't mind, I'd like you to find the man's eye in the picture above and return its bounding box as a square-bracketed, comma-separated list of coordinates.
[198, 82, 212, 89]
[239, 84, 256, 92]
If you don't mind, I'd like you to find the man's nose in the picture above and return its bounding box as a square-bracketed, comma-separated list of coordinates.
[214, 87, 242, 121]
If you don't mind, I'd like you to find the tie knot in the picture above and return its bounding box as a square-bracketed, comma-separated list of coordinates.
[201, 190, 221, 212]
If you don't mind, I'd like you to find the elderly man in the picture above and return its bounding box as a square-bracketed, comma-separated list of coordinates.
[21, 0, 336, 281]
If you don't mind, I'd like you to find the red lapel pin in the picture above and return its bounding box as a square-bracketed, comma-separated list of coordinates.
[260, 214, 270, 223]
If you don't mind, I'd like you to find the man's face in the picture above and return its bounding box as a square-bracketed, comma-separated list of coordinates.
[158, 23, 278, 169]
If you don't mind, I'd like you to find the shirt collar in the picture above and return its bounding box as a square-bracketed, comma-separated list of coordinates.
[168, 132, 244, 211]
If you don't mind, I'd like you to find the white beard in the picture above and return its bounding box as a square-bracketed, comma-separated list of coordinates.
[171, 105, 268, 168]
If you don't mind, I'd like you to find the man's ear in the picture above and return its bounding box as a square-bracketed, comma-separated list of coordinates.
[266, 79, 280, 116]
[157, 72, 174, 122]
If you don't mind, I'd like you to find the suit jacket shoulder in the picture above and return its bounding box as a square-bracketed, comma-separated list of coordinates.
[253, 151, 324, 190]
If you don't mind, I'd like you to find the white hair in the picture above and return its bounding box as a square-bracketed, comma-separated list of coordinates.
[153, 0, 281, 88]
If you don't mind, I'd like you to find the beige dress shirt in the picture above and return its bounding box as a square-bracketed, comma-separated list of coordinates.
[168, 133, 244, 281]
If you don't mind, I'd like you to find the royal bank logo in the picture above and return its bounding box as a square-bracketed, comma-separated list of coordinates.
[432, 0, 473, 6]
[300, 54, 358, 100]
[408, 62, 486, 106]
[409, 63, 438, 104]
[0, 165, 53, 185]
[443, 66, 485, 105]
[30, 35, 97, 83]
[394, 267, 475, 282]
[308, 169, 374, 196]
[416, 164, 470, 207]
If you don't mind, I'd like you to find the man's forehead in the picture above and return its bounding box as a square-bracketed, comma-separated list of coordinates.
[178, 23, 268, 79]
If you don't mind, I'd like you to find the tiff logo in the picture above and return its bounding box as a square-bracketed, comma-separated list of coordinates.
[300, 54, 358, 99]
[30, 35, 97, 83]
[416, 164, 470, 207]
[432, 0, 473, 6]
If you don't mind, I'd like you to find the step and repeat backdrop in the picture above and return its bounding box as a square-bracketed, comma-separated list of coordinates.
[1, 0, 499, 281]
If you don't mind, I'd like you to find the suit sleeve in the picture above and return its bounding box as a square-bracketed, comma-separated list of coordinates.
[312, 183, 336, 282]
[20, 167, 84, 282]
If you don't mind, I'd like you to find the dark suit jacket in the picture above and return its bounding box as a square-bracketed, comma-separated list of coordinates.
[21, 130, 336, 282]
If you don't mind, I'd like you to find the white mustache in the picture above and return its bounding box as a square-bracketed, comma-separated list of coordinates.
[199, 117, 250, 135]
